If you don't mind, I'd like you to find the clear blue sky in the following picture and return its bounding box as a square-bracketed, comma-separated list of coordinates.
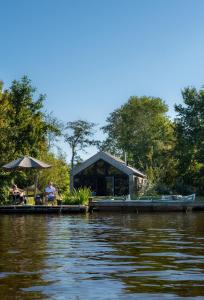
[1, 0, 204, 160]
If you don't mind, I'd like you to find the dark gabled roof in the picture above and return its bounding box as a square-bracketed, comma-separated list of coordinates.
[72, 151, 146, 178]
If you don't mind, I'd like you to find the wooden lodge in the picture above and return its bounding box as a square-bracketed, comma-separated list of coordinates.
[70, 151, 147, 196]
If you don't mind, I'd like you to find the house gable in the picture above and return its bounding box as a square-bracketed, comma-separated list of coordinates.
[72, 151, 146, 178]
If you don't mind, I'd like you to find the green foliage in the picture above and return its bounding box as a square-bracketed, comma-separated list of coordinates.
[1, 75, 204, 202]
[0, 76, 69, 204]
[0, 173, 11, 204]
[174, 87, 204, 194]
[7, 76, 47, 157]
[155, 183, 172, 195]
[63, 187, 91, 205]
[101, 96, 176, 188]
[173, 181, 194, 195]
[0, 85, 12, 162]
[45, 112, 63, 150]
[38, 151, 70, 197]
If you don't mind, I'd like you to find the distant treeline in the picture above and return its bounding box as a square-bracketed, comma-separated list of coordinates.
[100, 89, 204, 196]
[1, 76, 204, 201]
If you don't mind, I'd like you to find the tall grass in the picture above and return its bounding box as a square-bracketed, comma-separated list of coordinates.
[63, 187, 91, 205]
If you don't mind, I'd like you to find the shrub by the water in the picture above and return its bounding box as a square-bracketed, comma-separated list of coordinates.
[0, 185, 10, 204]
[63, 187, 91, 205]
[155, 183, 172, 195]
[0, 172, 12, 205]
[173, 182, 194, 195]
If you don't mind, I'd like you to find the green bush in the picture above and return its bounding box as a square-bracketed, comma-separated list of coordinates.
[155, 183, 172, 195]
[0, 185, 10, 205]
[0, 172, 12, 205]
[63, 187, 91, 205]
[173, 182, 194, 195]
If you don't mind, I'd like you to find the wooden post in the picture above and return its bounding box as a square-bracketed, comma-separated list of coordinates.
[128, 174, 134, 198]
[88, 197, 93, 206]
[70, 170, 73, 192]
[88, 197, 93, 213]
[34, 171, 38, 199]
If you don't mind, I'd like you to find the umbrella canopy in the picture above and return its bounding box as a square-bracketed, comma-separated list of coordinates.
[2, 156, 52, 199]
[2, 156, 51, 170]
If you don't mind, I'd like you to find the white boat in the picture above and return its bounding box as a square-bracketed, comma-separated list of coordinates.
[136, 194, 196, 203]
[161, 194, 196, 201]
[95, 194, 196, 203]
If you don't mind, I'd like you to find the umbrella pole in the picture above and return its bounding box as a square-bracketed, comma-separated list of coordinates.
[34, 172, 38, 198]
[24, 169, 28, 200]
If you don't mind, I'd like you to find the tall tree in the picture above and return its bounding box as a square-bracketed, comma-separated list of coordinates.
[175, 87, 204, 193]
[0, 81, 11, 162]
[64, 120, 98, 170]
[0, 76, 69, 203]
[101, 96, 175, 188]
[45, 112, 63, 150]
[6, 76, 48, 157]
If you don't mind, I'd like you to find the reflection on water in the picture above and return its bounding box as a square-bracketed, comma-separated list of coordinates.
[0, 213, 204, 299]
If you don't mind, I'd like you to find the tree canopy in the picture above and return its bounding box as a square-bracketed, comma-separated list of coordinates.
[64, 120, 98, 170]
[101, 96, 176, 191]
[1, 75, 204, 199]
[0, 76, 69, 203]
[174, 87, 204, 194]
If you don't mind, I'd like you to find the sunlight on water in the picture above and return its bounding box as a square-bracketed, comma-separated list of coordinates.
[0, 213, 204, 299]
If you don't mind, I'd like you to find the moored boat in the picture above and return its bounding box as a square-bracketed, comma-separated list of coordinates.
[88, 194, 198, 213]
[94, 194, 196, 203]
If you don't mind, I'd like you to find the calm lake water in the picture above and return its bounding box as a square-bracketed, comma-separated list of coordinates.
[0, 213, 204, 300]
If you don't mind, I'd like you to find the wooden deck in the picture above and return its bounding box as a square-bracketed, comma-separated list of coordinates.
[0, 205, 87, 214]
[88, 199, 204, 213]
[0, 200, 204, 214]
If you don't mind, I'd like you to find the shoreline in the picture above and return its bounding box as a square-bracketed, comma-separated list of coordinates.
[0, 201, 204, 214]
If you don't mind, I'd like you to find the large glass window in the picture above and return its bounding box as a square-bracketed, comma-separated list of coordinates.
[73, 159, 129, 196]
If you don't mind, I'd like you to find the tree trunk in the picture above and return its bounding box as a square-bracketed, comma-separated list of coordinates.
[71, 147, 75, 171]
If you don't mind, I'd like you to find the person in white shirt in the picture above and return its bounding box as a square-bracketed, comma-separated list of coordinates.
[45, 182, 56, 205]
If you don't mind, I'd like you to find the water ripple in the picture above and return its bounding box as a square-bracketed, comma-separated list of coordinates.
[0, 213, 204, 299]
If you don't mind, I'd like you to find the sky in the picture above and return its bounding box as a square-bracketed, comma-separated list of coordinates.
[1, 0, 204, 161]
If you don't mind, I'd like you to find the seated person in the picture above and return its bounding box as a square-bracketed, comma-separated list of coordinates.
[11, 184, 25, 204]
[45, 182, 56, 205]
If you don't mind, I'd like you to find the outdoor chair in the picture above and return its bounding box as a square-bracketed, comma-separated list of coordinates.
[10, 193, 26, 205]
